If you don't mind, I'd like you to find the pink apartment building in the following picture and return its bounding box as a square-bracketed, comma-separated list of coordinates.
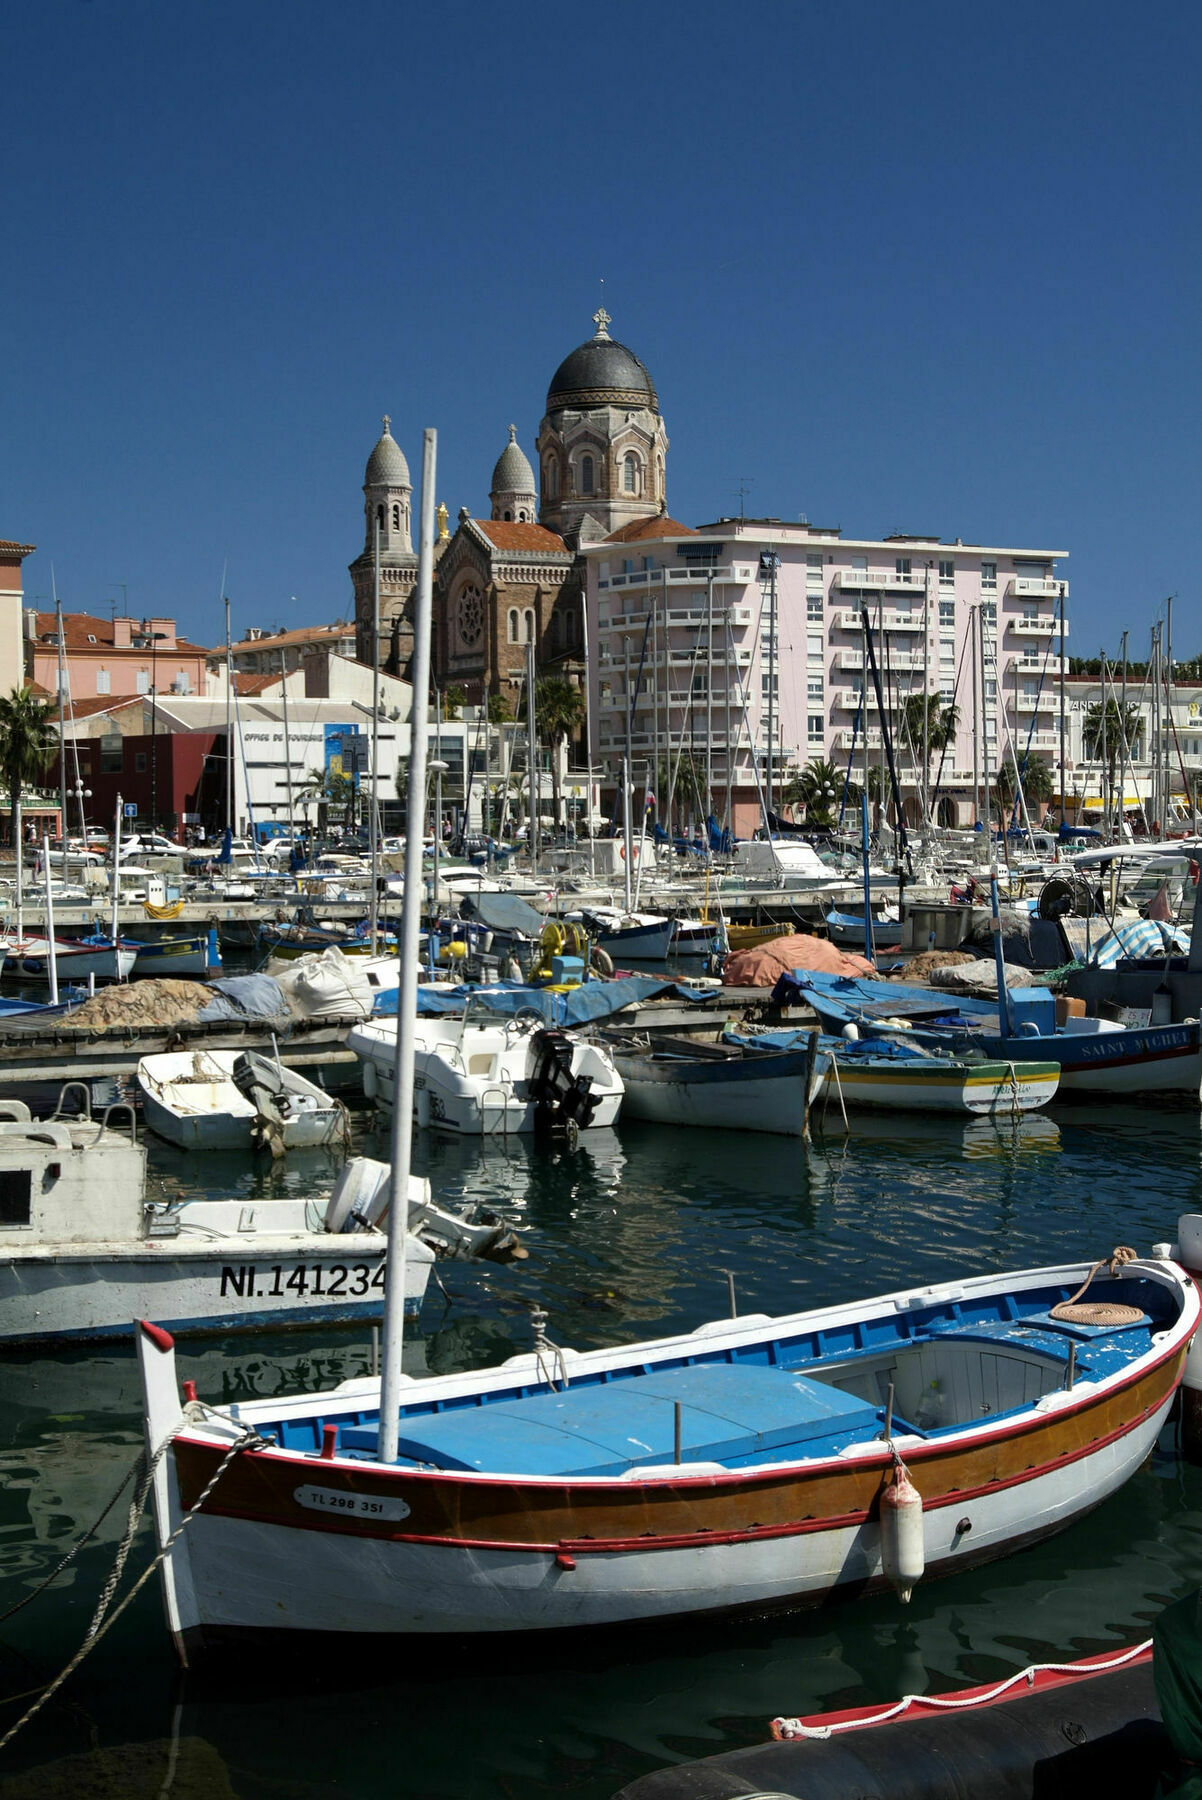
[584, 519, 1068, 833]
[25, 613, 211, 703]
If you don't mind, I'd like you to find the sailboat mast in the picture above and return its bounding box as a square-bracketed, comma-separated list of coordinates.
[53, 578, 66, 849]
[377, 428, 437, 1468]
[370, 514, 381, 953]
[224, 592, 234, 837]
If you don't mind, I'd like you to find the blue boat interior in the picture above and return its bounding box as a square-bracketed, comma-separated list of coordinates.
[250, 1276, 1176, 1475]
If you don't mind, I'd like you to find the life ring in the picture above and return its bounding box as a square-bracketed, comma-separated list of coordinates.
[590, 945, 614, 976]
[618, 844, 625, 860]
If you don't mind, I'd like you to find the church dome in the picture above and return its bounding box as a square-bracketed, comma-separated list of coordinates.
[491, 425, 535, 496]
[365, 419, 410, 488]
[546, 311, 658, 413]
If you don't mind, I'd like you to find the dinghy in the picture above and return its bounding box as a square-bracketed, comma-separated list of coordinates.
[0, 1098, 520, 1343]
[348, 1011, 624, 1135]
[136, 1242, 1196, 1649]
[136, 1049, 348, 1155]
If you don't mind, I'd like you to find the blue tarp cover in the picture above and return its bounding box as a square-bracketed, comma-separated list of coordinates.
[196, 974, 287, 1022]
[375, 975, 710, 1026]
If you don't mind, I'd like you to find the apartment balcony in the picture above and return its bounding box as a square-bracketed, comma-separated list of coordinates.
[599, 605, 754, 634]
[835, 569, 926, 593]
[1009, 616, 1066, 638]
[1007, 577, 1067, 600]
[832, 729, 885, 750]
[832, 688, 877, 712]
[598, 563, 757, 594]
[1009, 693, 1056, 715]
[832, 609, 926, 633]
[1011, 655, 1066, 675]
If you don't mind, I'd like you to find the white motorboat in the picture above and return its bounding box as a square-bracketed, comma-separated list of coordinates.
[4, 935, 138, 984]
[0, 1099, 520, 1344]
[348, 1010, 624, 1135]
[136, 1049, 349, 1155]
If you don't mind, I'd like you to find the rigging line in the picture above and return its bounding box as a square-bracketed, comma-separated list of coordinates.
[1007, 624, 1058, 831]
[838, 688, 864, 831]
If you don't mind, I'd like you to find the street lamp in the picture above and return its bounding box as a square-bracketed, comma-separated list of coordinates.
[141, 626, 168, 834]
[72, 778, 92, 846]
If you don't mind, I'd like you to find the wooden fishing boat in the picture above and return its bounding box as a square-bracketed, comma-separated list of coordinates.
[137, 1245, 1196, 1652]
[820, 907, 904, 953]
[734, 1029, 1059, 1116]
[607, 1032, 826, 1135]
[136, 1048, 348, 1154]
[725, 921, 795, 953]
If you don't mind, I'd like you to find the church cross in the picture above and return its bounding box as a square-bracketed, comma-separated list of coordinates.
[382, 414, 391, 433]
[592, 307, 611, 338]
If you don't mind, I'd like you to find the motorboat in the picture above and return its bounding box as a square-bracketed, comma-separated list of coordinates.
[136, 1049, 349, 1156]
[136, 1241, 1197, 1648]
[606, 1031, 826, 1135]
[579, 908, 677, 961]
[348, 1009, 624, 1135]
[4, 934, 138, 984]
[0, 1098, 519, 1343]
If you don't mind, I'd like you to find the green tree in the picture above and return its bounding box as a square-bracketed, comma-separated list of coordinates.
[0, 687, 55, 846]
[486, 691, 512, 725]
[297, 764, 354, 832]
[441, 684, 466, 721]
[528, 677, 586, 830]
[1083, 698, 1142, 793]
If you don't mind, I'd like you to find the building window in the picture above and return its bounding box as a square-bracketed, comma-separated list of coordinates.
[808, 715, 824, 744]
[96, 669, 111, 694]
[895, 557, 912, 579]
[981, 560, 997, 589]
[134, 752, 147, 773]
[136, 670, 150, 694]
[939, 599, 955, 627]
[807, 676, 824, 701]
[100, 734, 122, 774]
[939, 559, 955, 583]
[391, 504, 400, 531]
[507, 609, 520, 643]
[580, 454, 594, 496]
[376, 504, 384, 531]
[546, 461, 558, 499]
[523, 609, 535, 644]
[174, 670, 191, 694]
[807, 596, 823, 621]
[623, 453, 638, 494]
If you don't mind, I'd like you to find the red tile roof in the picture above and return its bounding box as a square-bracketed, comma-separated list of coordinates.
[31, 612, 210, 654]
[605, 515, 697, 543]
[229, 622, 354, 654]
[63, 695, 144, 719]
[233, 671, 281, 695]
[473, 520, 569, 553]
[0, 541, 36, 557]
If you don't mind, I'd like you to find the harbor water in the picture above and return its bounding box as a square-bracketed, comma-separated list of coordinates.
[3, 1102, 1202, 1796]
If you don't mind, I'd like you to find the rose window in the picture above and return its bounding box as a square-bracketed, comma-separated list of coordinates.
[457, 586, 484, 647]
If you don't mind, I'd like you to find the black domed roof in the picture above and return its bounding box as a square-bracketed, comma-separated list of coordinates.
[546, 313, 658, 413]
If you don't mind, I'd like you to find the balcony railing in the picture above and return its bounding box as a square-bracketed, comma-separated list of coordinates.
[598, 563, 756, 593]
[1007, 577, 1066, 600]
[1009, 616, 1067, 637]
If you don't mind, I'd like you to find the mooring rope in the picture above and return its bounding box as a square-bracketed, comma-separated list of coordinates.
[1050, 1245, 1144, 1326]
[0, 1419, 263, 1752]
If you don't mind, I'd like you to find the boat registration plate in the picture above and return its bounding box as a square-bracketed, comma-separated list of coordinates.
[294, 1485, 411, 1523]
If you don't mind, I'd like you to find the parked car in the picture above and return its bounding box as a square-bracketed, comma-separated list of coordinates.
[115, 833, 180, 859]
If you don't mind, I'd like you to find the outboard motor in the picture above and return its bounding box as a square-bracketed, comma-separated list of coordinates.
[529, 1029, 598, 1135]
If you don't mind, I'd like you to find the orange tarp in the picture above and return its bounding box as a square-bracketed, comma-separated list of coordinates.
[723, 934, 875, 988]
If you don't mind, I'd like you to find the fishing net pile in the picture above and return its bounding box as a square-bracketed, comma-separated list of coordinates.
[929, 958, 1039, 993]
[723, 935, 875, 988]
[58, 980, 212, 1031]
[892, 950, 974, 983]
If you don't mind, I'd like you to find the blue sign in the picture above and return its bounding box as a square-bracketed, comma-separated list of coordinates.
[123, 803, 138, 818]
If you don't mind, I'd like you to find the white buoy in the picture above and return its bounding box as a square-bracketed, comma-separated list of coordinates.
[1171, 1216, 1202, 1463]
[880, 1457, 925, 1602]
[841, 1022, 860, 1041]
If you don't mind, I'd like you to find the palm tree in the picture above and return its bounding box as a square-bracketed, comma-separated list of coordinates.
[782, 757, 847, 828]
[529, 677, 586, 831]
[1083, 698, 1142, 795]
[994, 753, 1055, 817]
[900, 691, 959, 781]
[0, 688, 55, 846]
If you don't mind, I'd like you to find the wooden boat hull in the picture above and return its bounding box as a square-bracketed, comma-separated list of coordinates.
[612, 1046, 824, 1135]
[139, 1257, 1195, 1644]
[594, 920, 676, 960]
[822, 1058, 1060, 1115]
[982, 1022, 1202, 1095]
[130, 933, 220, 977]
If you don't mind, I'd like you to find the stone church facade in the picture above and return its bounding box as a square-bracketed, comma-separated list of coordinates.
[350, 309, 669, 711]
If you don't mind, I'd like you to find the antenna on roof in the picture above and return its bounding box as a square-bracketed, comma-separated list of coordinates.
[735, 477, 754, 521]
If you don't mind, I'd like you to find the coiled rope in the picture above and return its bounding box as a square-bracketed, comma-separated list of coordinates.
[1050, 1245, 1144, 1326]
[0, 1417, 263, 1751]
[771, 1638, 1152, 1739]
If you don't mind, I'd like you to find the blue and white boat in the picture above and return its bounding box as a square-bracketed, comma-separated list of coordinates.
[607, 1032, 827, 1135]
[785, 971, 1202, 1098]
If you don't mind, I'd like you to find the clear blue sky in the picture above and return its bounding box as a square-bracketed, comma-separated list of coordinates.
[3, 0, 1198, 657]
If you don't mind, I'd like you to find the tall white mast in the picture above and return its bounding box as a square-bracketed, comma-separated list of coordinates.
[377, 428, 436, 1467]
